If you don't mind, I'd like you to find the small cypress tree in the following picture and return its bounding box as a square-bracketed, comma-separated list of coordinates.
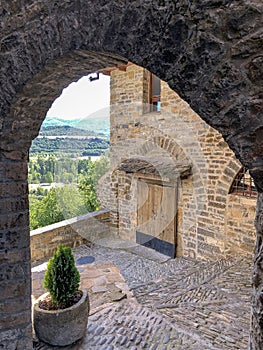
[43, 245, 80, 308]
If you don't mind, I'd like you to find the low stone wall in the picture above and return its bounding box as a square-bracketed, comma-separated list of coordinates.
[30, 209, 111, 262]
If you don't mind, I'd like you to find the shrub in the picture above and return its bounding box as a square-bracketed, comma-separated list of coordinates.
[43, 245, 80, 308]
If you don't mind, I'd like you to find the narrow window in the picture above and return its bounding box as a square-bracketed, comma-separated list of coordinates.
[229, 167, 257, 197]
[150, 73, 161, 112]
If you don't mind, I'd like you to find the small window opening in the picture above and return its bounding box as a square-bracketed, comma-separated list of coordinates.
[229, 167, 257, 197]
[150, 73, 161, 112]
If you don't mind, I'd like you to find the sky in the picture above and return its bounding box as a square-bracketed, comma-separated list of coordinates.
[46, 74, 110, 120]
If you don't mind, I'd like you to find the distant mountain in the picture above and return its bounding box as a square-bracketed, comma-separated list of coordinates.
[42, 116, 110, 136]
[41, 117, 82, 128]
[39, 125, 96, 137]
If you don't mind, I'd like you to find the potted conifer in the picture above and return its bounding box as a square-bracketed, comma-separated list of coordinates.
[33, 244, 90, 346]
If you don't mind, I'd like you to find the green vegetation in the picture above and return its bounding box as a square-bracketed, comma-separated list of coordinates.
[29, 155, 109, 230]
[43, 245, 80, 308]
[29, 118, 110, 230]
[29, 186, 87, 230]
[31, 122, 110, 156]
[41, 116, 110, 137]
[29, 155, 56, 183]
[30, 136, 109, 156]
[39, 125, 96, 137]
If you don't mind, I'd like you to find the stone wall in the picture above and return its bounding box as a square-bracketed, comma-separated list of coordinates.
[107, 65, 257, 260]
[30, 209, 111, 262]
[225, 194, 256, 256]
[110, 64, 147, 131]
[0, 151, 33, 350]
[161, 80, 257, 259]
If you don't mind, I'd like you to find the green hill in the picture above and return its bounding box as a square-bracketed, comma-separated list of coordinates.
[31, 119, 110, 156]
[39, 125, 96, 137]
[42, 116, 110, 137]
[41, 117, 82, 128]
[30, 137, 109, 156]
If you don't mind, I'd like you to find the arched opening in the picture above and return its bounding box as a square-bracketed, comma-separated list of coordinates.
[29, 59, 261, 348]
[28, 72, 111, 232]
[4, 53, 260, 348]
[1, 2, 262, 349]
[229, 167, 258, 198]
[24, 58, 255, 348]
[225, 166, 257, 256]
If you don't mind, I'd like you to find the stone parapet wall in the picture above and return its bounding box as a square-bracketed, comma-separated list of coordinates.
[30, 209, 111, 262]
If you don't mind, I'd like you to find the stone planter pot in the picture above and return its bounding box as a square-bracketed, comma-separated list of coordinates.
[33, 289, 90, 346]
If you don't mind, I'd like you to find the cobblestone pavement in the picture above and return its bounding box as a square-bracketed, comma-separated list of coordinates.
[33, 242, 253, 350]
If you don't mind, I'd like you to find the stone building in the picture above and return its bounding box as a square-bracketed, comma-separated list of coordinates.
[100, 63, 257, 260]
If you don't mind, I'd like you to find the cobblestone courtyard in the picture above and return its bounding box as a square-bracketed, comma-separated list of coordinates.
[32, 241, 253, 350]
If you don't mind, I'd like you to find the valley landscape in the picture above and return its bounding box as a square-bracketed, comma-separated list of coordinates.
[31, 116, 110, 156]
[28, 116, 110, 230]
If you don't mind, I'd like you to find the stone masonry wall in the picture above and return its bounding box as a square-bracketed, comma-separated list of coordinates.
[0, 151, 33, 350]
[107, 65, 257, 260]
[225, 194, 256, 256]
[110, 64, 146, 129]
[161, 81, 257, 259]
[30, 209, 111, 262]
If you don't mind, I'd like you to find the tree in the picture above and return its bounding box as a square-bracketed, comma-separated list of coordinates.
[29, 155, 110, 230]
[78, 155, 109, 212]
[29, 186, 87, 230]
[43, 245, 80, 308]
[30, 188, 64, 230]
[77, 158, 92, 175]
[78, 175, 100, 212]
[43, 171, 53, 183]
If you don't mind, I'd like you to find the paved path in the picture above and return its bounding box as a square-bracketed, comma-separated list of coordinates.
[33, 242, 253, 350]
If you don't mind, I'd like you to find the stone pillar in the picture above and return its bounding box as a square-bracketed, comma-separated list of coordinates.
[250, 192, 263, 349]
[0, 149, 33, 350]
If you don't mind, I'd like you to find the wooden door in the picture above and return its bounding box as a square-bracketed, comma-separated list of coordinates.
[136, 179, 177, 257]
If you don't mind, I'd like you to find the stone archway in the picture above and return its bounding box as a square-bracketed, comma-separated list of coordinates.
[0, 1, 262, 349]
